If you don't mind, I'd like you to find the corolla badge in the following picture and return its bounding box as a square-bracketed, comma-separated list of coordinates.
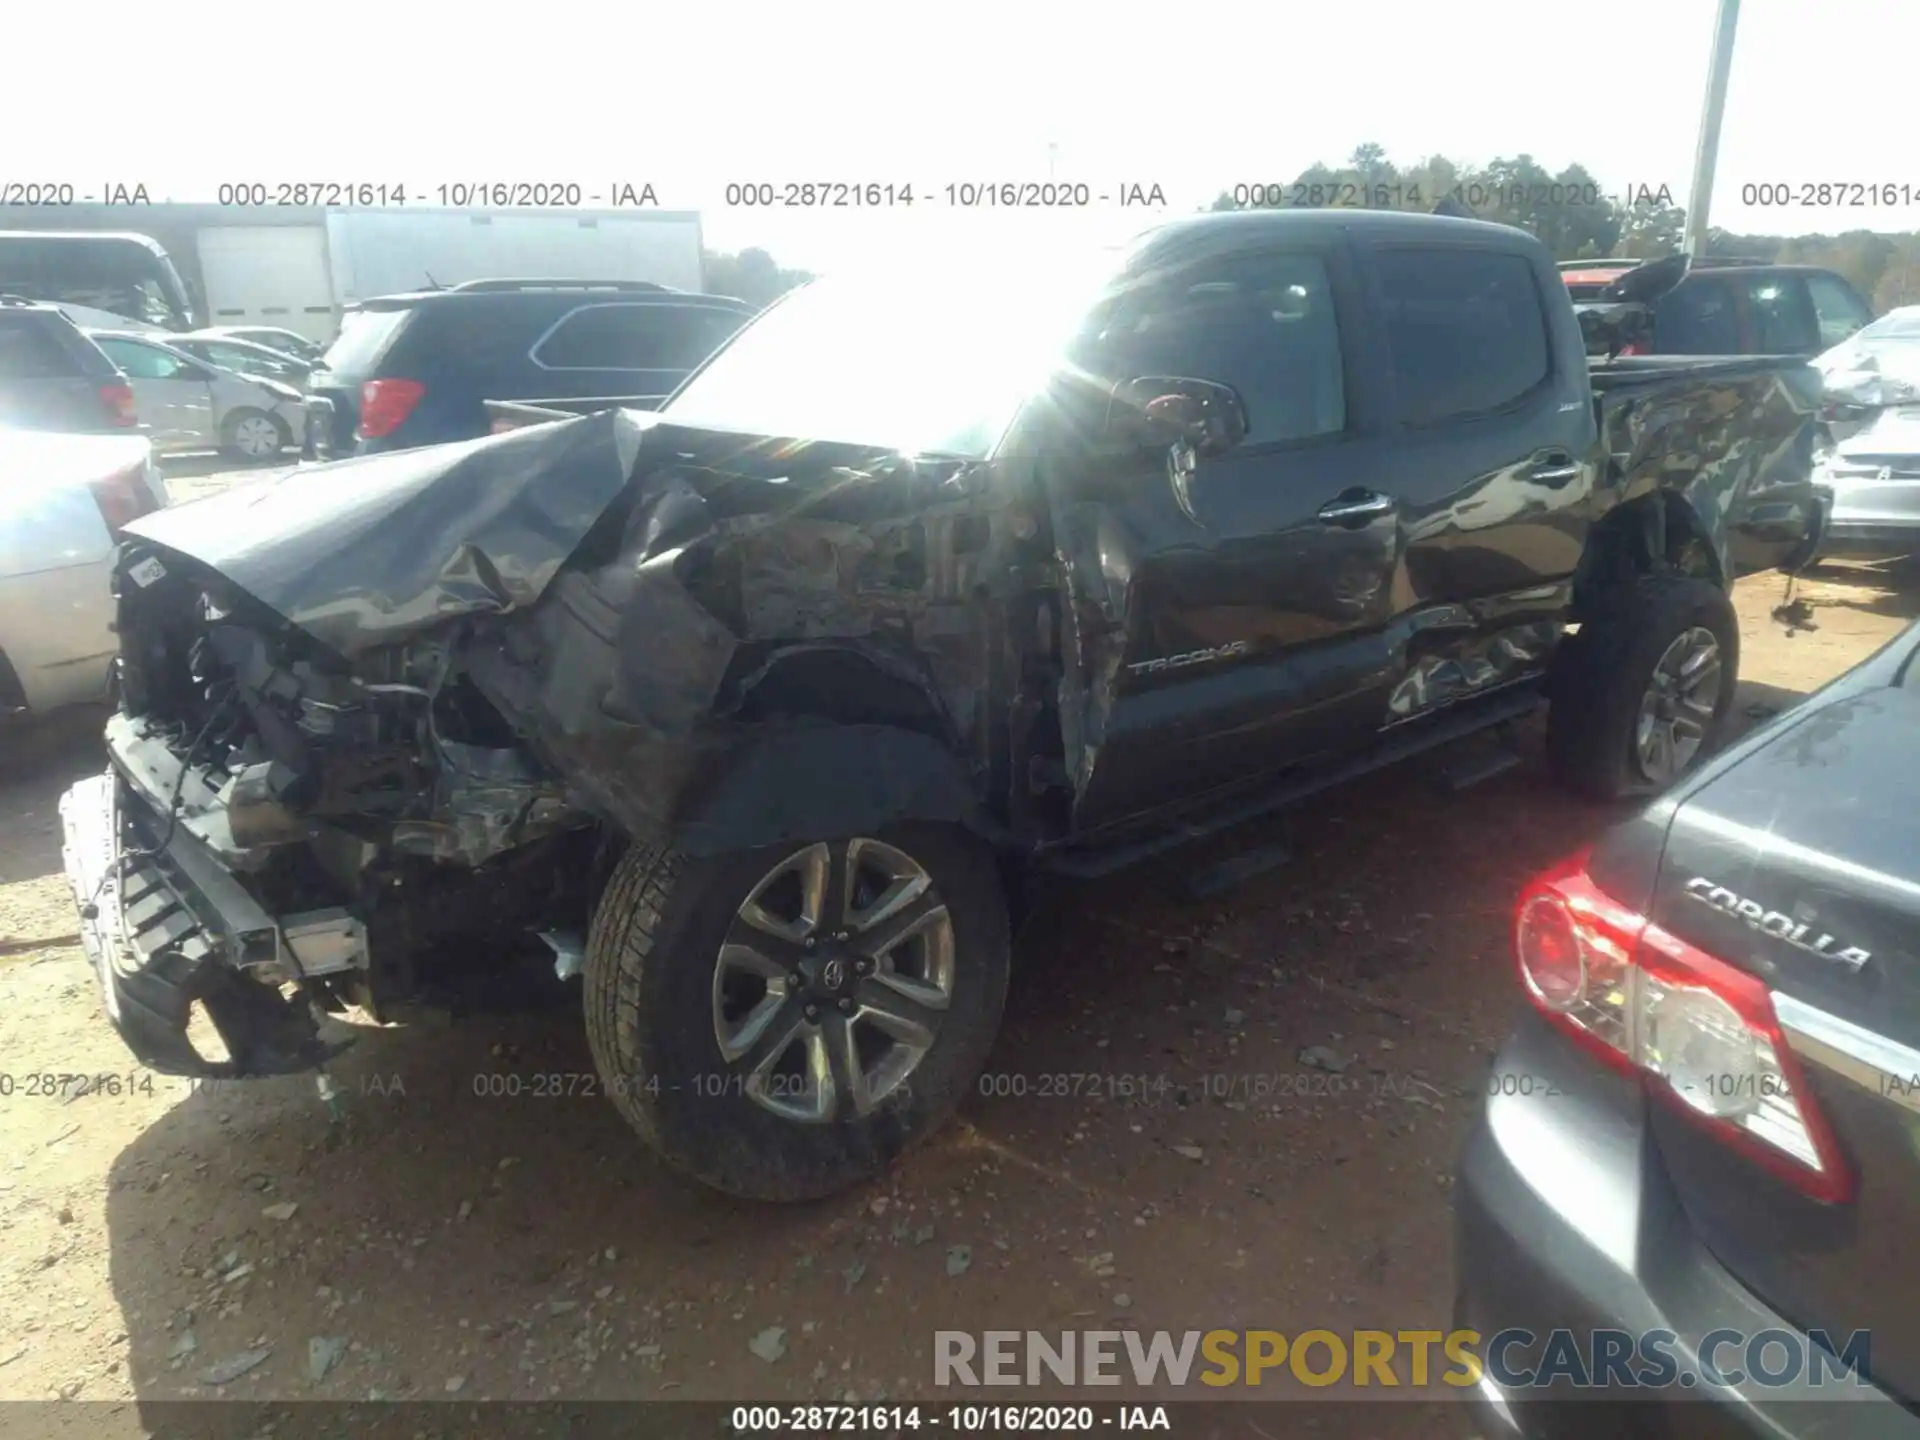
[1683, 877, 1872, 971]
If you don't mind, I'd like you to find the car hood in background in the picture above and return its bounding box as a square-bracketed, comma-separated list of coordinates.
[124, 409, 659, 657]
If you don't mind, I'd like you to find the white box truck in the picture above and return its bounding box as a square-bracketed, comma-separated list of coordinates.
[196, 209, 705, 344]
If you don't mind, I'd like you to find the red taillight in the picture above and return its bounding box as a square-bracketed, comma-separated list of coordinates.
[1617, 340, 1649, 357]
[357, 378, 425, 439]
[99, 382, 138, 428]
[1515, 853, 1854, 1204]
[88, 461, 160, 537]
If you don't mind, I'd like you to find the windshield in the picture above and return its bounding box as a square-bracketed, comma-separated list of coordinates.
[662, 257, 1118, 458]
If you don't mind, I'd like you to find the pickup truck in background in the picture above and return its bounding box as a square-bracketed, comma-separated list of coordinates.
[61, 208, 1825, 1202]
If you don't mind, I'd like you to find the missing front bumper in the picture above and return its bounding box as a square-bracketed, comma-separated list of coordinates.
[58, 770, 354, 1078]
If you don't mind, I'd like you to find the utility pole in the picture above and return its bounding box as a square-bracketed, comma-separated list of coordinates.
[1684, 0, 1740, 256]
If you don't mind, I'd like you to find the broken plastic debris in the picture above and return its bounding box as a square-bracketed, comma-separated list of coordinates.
[199, 1348, 271, 1386]
[748, 1327, 788, 1364]
[308, 1336, 345, 1382]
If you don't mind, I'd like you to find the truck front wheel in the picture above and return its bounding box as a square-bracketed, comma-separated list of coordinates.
[583, 825, 1010, 1201]
[1547, 574, 1740, 801]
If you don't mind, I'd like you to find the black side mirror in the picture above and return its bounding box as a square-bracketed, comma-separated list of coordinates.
[1106, 376, 1249, 459]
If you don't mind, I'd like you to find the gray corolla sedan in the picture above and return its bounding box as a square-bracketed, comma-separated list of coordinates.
[1454, 618, 1920, 1437]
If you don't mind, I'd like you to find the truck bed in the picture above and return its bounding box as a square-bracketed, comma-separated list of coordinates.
[1587, 353, 1825, 574]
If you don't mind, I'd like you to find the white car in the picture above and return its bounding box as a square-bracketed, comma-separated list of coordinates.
[1814, 306, 1920, 445]
[0, 427, 167, 715]
[85, 330, 309, 462]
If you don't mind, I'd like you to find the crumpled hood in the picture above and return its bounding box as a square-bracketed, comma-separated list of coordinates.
[124, 408, 658, 657]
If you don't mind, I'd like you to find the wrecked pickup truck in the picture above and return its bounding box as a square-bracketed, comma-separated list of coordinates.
[59, 209, 1826, 1201]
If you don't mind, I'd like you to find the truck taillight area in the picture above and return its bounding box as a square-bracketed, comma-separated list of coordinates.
[1514, 852, 1854, 1204]
[88, 460, 162, 536]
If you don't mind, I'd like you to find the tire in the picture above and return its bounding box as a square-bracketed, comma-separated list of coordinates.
[220, 408, 290, 463]
[583, 824, 1011, 1201]
[1547, 574, 1740, 802]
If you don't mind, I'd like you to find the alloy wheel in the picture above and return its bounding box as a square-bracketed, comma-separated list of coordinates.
[711, 838, 954, 1123]
[1633, 625, 1722, 784]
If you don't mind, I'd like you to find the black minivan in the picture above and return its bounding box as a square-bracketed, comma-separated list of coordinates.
[309, 280, 757, 454]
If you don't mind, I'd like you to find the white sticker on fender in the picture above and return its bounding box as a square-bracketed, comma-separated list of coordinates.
[127, 556, 166, 588]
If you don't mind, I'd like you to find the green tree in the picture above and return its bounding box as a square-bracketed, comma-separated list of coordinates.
[1615, 202, 1687, 259]
[703, 247, 813, 308]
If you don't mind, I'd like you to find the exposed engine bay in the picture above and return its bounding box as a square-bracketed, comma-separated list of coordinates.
[107, 547, 602, 1049]
[82, 411, 1052, 1075]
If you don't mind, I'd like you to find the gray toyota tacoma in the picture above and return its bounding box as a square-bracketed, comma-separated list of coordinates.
[60, 210, 1828, 1200]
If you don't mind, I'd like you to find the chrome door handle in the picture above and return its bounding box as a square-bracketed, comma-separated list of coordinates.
[1529, 462, 1582, 483]
[1316, 492, 1395, 524]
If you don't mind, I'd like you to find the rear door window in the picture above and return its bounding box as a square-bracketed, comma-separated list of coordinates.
[1746, 275, 1821, 353]
[96, 338, 195, 380]
[533, 304, 746, 372]
[1654, 278, 1742, 353]
[1374, 247, 1551, 426]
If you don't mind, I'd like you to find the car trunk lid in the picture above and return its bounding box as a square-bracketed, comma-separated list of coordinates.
[1647, 671, 1920, 1401]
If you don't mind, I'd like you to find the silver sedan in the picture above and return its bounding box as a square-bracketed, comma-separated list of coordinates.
[0, 426, 167, 715]
[85, 331, 309, 463]
[1817, 407, 1920, 560]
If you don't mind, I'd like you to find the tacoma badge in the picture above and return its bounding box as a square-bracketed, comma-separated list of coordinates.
[1128, 640, 1252, 677]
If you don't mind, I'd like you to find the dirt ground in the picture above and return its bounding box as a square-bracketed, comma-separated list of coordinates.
[1, 464, 1913, 1433]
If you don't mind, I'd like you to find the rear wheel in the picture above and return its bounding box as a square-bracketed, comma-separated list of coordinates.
[583, 825, 1010, 1201]
[1547, 574, 1740, 801]
[220, 408, 290, 463]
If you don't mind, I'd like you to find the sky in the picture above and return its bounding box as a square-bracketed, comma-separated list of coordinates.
[5, 0, 1918, 274]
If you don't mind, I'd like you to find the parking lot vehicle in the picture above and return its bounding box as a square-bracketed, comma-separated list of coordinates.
[1813, 304, 1920, 440]
[1455, 615, 1920, 1436]
[1812, 408, 1920, 560]
[0, 426, 166, 715]
[60, 209, 1827, 1201]
[306, 280, 755, 455]
[205, 327, 326, 364]
[164, 333, 317, 387]
[0, 298, 141, 435]
[1805, 308, 1920, 557]
[1561, 257, 1873, 357]
[86, 330, 308, 461]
